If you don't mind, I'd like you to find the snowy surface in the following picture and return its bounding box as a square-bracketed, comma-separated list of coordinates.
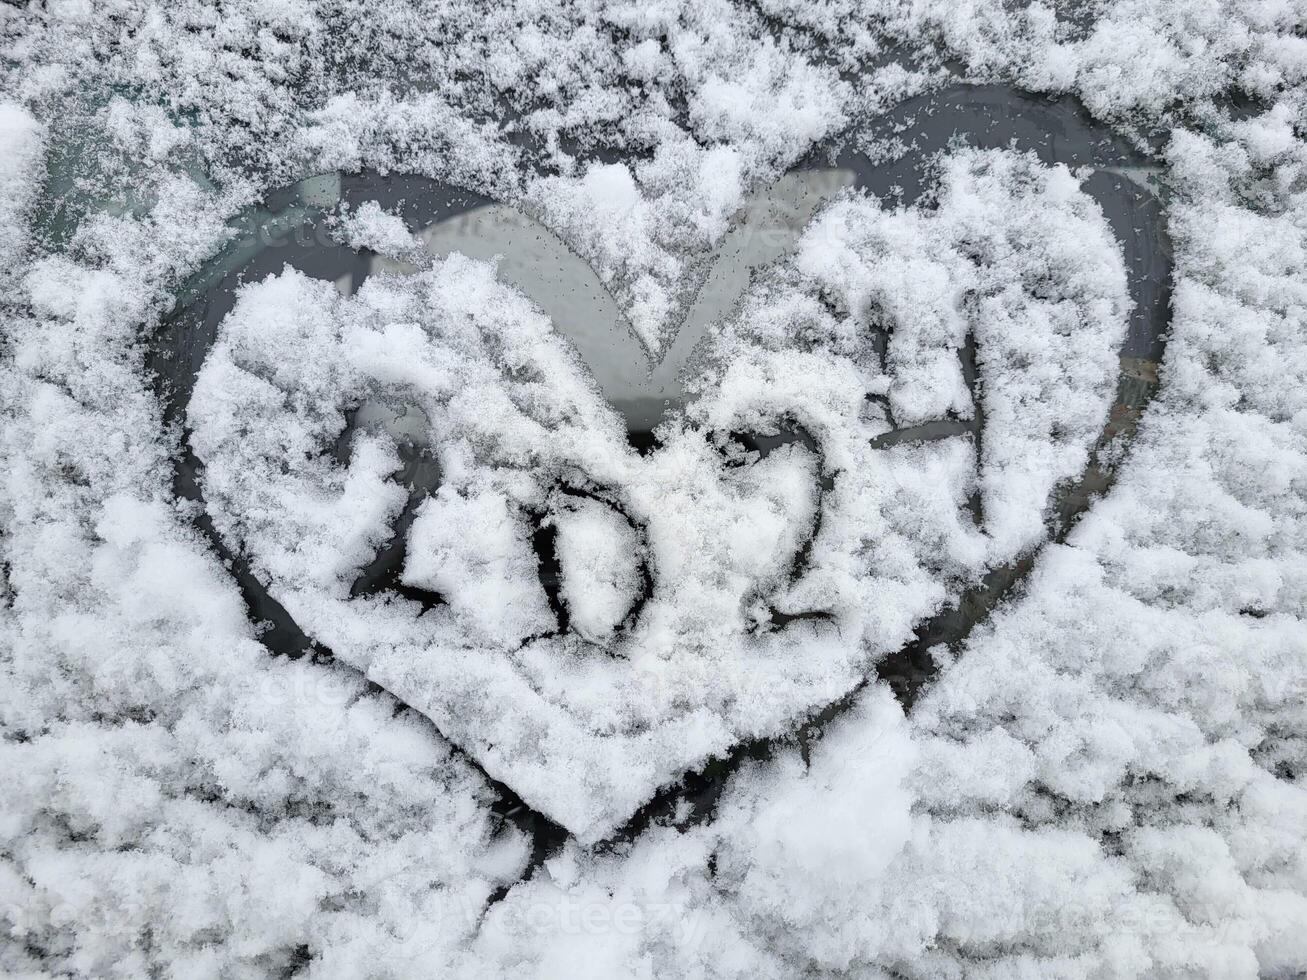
[3, 0, 1307, 976]
[0, 102, 43, 275]
[182, 147, 1125, 841]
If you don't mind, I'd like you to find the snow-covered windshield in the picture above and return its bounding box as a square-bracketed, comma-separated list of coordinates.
[2, 5, 1305, 977]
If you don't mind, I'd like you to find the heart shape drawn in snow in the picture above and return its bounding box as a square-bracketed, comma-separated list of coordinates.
[152, 86, 1171, 843]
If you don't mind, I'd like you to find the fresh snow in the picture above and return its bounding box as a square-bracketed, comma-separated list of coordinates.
[2, 1, 1307, 977]
[180, 146, 1125, 841]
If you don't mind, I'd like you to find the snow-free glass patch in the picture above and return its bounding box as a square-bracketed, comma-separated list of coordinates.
[149, 85, 1171, 843]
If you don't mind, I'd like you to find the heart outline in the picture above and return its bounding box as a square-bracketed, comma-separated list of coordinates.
[148, 84, 1172, 846]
